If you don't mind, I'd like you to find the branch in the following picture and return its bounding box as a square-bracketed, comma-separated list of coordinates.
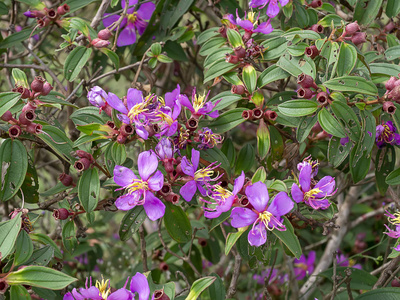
[226, 254, 242, 298]
[90, 0, 112, 29]
[0, 63, 46, 71]
[139, 225, 149, 272]
[88, 61, 144, 84]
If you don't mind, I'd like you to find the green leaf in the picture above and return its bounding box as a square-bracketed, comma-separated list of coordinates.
[0, 212, 22, 258]
[111, 142, 127, 165]
[227, 28, 244, 48]
[22, 245, 54, 267]
[0, 139, 28, 201]
[101, 48, 120, 70]
[277, 53, 315, 78]
[242, 65, 257, 94]
[337, 43, 357, 77]
[293, 1, 309, 28]
[12, 69, 29, 88]
[157, 54, 173, 63]
[148, 58, 157, 68]
[159, 0, 195, 32]
[370, 63, 400, 77]
[69, 17, 90, 37]
[197, 27, 220, 45]
[318, 14, 343, 27]
[257, 65, 290, 89]
[225, 227, 247, 255]
[0, 92, 21, 120]
[78, 168, 100, 214]
[252, 166, 267, 183]
[30, 233, 63, 259]
[272, 217, 302, 259]
[278, 100, 319, 117]
[65, 0, 97, 13]
[209, 211, 231, 232]
[14, 231, 33, 266]
[203, 59, 237, 83]
[283, 29, 320, 40]
[185, 276, 216, 300]
[386, 0, 400, 18]
[375, 146, 395, 195]
[221, 138, 236, 168]
[151, 43, 162, 56]
[208, 273, 226, 299]
[37, 125, 75, 162]
[319, 267, 377, 290]
[208, 108, 246, 134]
[318, 108, 347, 138]
[209, 91, 242, 111]
[386, 167, 400, 186]
[268, 180, 288, 192]
[260, 37, 288, 60]
[164, 202, 192, 243]
[119, 206, 147, 241]
[62, 221, 77, 253]
[328, 136, 352, 167]
[353, 0, 383, 26]
[235, 144, 255, 175]
[257, 119, 271, 159]
[6, 266, 77, 289]
[199, 37, 226, 56]
[385, 45, 400, 61]
[10, 285, 31, 299]
[323, 76, 378, 96]
[64, 46, 92, 82]
[200, 147, 231, 177]
[354, 287, 400, 299]
[296, 113, 318, 143]
[331, 101, 361, 142]
[349, 141, 371, 184]
[0, 2, 8, 15]
[204, 47, 233, 69]
[0, 27, 41, 49]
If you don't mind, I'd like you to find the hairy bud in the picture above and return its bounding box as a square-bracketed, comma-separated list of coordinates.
[383, 101, 396, 115]
[57, 4, 70, 16]
[316, 92, 328, 105]
[165, 193, 180, 204]
[344, 21, 360, 36]
[31, 76, 45, 93]
[25, 123, 42, 134]
[305, 45, 320, 59]
[74, 158, 91, 172]
[8, 125, 21, 138]
[59, 173, 74, 187]
[231, 85, 246, 95]
[98, 29, 112, 40]
[153, 289, 170, 300]
[242, 110, 253, 120]
[91, 38, 110, 48]
[297, 87, 314, 99]
[225, 54, 240, 64]
[252, 107, 263, 119]
[116, 133, 127, 144]
[120, 124, 134, 136]
[19, 109, 36, 125]
[186, 117, 198, 131]
[310, 24, 324, 34]
[351, 31, 367, 45]
[234, 46, 246, 58]
[41, 82, 53, 96]
[53, 208, 71, 220]
[297, 73, 318, 89]
[1, 111, 16, 123]
[264, 110, 278, 121]
[309, 0, 322, 8]
[76, 150, 94, 162]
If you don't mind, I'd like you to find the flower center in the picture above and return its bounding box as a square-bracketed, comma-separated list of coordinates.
[194, 166, 215, 181]
[95, 278, 111, 299]
[193, 94, 206, 112]
[126, 178, 148, 194]
[212, 185, 232, 203]
[258, 211, 273, 228]
[294, 262, 308, 271]
[247, 11, 255, 24]
[389, 212, 400, 225]
[156, 111, 174, 125]
[304, 188, 323, 200]
[381, 124, 395, 143]
[127, 103, 148, 121]
[127, 12, 138, 24]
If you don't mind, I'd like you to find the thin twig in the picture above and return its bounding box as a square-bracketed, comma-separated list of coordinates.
[226, 254, 242, 299]
[139, 225, 149, 272]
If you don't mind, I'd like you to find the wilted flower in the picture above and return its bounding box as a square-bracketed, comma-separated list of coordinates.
[293, 251, 316, 280]
[103, 0, 155, 47]
[297, 156, 319, 177]
[113, 150, 165, 221]
[88, 86, 108, 108]
[249, 0, 289, 18]
[375, 121, 400, 148]
[197, 127, 223, 150]
[230, 182, 294, 247]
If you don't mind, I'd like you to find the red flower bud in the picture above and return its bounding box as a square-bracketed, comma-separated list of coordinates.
[243, 30, 252, 43]
[297, 73, 318, 89]
[305, 45, 320, 59]
[153, 289, 170, 300]
[344, 21, 360, 36]
[264, 110, 277, 121]
[98, 29, 112, 40]
[389, 86, 400, 102]
[59, 173, 74, 187]
[165, 193, 180, 204]
[57, 4, 70, 16]
[31, 76, 45, 93]
[45, 8, 58, 20]
[18, 86, 31, 99]
[316, 92, 328, 105]
[74, 158, 91, 172]
[351, 31, 367, 45]
[41, 82, 53, 96]
[19, 109, 36, 125]
[53, 208, 71, 220]
[225, 54, 240, 64]
[297, 87, 314, 99]
[383, 101, 396, 115]
[310, 24, 324, 34]
[312, 121, 322, 133]
[91, 38, 110, 48]
[252, 107, 263, 119]
[384, 22, 396, 33]
[391, 279, 400, 288]
[76, 150, 94, 162]
[386, 76, 397, 91]
[159, 262, 169, 272]
[37, 17, 50, 28]
[219, 26, 227, 38]
[309, 0, 322, 8]
[238, 196, 254, 209]
[25, 123, 42, 134]
[242, 110, 253, 120]
[231, 85, 246, 95]
[1, 111, 16, 123]
[32, 10, 45, 18]
[107, 121, 116, 130]
[9, 125, 21, 138]
[159, 183, 172, 196]
[22, 101, 37, 112]
[186, 117, 198, 131]
[234, 46, 246, 58]
[120, 124, 134, 136]
[116, 133, 127, 144]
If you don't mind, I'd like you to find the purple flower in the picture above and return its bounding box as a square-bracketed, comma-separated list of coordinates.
[253, 268, 279, 285]
[291, 163, 336, 210]
[88, 86, 108, 109]
[197, 127, 223, 150]
[179, 149, 221, 202]
[293, 251, 316, 280]
[103, 0, 155, 47]
[384, 210, 400, 238]
[249, 0, 289, 18]
[230, 182, 294, 247]
[375, 121, 400, 148]
[155, 138, 175, 160]
[63, 273, 150, 300]
[337, 254, 362, 270]
[113, 150, 165, 221]
[297, 156, 319, 177]
[225, 10, 273, 35]
[203, 171, 245, 219]
[179, 88, 219, 119]
[340, 136, 349, 146]
[394, 245, 400, 252]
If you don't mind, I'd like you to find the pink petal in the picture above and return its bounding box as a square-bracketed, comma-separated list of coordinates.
[117, 25, 137, 47]
[231, 207, 258, 228]
[137, 2, 155, 20]
[143, 192, 165, 221]
[245, 181, 269, 212]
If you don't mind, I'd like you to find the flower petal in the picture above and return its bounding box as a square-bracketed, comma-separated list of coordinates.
[103, 14, 121, 28]
[114, 165, 137, 187]
[107, 92, 128, 114]
[115, 194, 139, 211]
[63, 292, 76, 300]
[232, 171, 245, 195]
[135, 124, 149, 140]
[315, 176, 336, 196]
[230, 207, 258, 228]
[299, 163, 312, 192]
[117, 24, 137, 47]
[181, 156, 195, 177]
[138, 150, 158, 180]
[291, 183, 304, 203]
[267, 1, 280, 18]
[180, 180, 197, 202]
[267, 191, 294, 217]
[204, 210, 222, 219]
[108, 289, 131, 300]
[143, 192, 165, 221]
[130, 272, 150, 300]
[137, 2, 155, 19]
[248, 223, 267, 247]
[79, 286, 102, 300]
[218, 195, 235, 212]
[148, 170, 164, 191]
[127, 88, 143, 110]
[245, 181, 269, 212]
[191, 148, 200, 170]
[121, 0, 138, 9]
[179, 94, 194, 112]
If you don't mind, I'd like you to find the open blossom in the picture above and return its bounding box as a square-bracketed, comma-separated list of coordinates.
[337, 253, 362, 270]
[113, 150, 165, 221]
[297, 156, 319, 177]
[103, 0, 155, 47]
[291, 162, 336, 210]
[225, 10, 273, 35]
[179, 149, 221, 202]
[375, 121, 400, 148]
[293, 251, 316, 280]
[249, 0, 289, 18]
[230, 182, 294, 247]
[384, 210, 400, 238]
[64, 272, 150, 300]
[179, 88, 220, 119]
[203, 171, 245, 219]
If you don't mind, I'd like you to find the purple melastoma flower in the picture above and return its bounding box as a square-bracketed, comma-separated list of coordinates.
[376, 121, 400, 148]
[291, 162, 336, 210]
[113, 150, 165, 221]
[225, 10, 273, 35]
[230, 181, 294, 247]
[179, 88, 220, 119]
[103, 0, 155, 47]
[384, 210, 400, 238]
[249, 0, 289, 18]
[293, 251, 316, 280]
[63, 272, 150, 300]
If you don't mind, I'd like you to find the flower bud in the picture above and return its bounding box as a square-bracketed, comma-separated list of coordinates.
[106, 121, 116, 130]
[312, 121, 322, 133]
[264, 110, 277, 121]
[243, 30, 252, 43]
[225, 54, 240, 64]
[153, 289, 170, 300]
[384, 22, 396, 33]
[57, 4, 70, 16]
[297, 87, 314, 99]
[30, 10, 45, 18]
[252, 107, 263, 119]
[159, 262, 169, 272]
[74, 158, 91, 172]
[186, 117, 198, 131]
[59, 173, 74, 187]
[0, 279, 9, 294]
[53, 208, 71, 220]
[165, 193, 179, 204]
[231, 85, 246, 95]
[41, 82, 53, 96]
[18, 86, 31, 99]
[297, 73, 318, 89]
[386, 76, 397, 91]
[159, 183, 172, 196]
[24, 11, 36, 18]
[76, 150, 94, 162]
[351, 31, 367, 45]
[37, 17, 50, 28]
[31, 76, 45, 93]
[344, 21, 360, 36]
[19, 109, 36, 125]
[310, 24, 324, 34]
[219, 26, 227, 38]
[1, 111, 16, 123]
[389, 86, 400, 102]
[98, 28, 112, 40]
[242, 110, 253, 120]
[45, 8, 58, 20]
[305, 45, 320, 59]
[22, 101, 37, 112]
[309, 0, 322, 8]
[383, 101, 396, 115]
[8, 125, 21, 138]
[91, 38, 110, 48]
[316, 92, 328, 105]
[391, 279, 400, 288]
[116, 133, 127, 144]
[25, 123, 42, 134]
[234, 46, 246, 58]
[120, 124, 134, 136]
[198, 238, 208, 247]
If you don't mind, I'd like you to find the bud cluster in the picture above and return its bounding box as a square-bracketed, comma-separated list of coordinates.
[73, 150, 95, 172]
[385, 74, 400, 104]
[91, 29, 112, 48]
[24, 4, 70, 28]
[342, 21, 367, 45]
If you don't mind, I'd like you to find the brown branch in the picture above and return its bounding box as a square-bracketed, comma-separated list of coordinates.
[373, 256, 400, 289]
[90, 0, 112, 29]
[226, 254, 242, 299]
[88, 61, 144, 84]
[139, 225, 149, 272]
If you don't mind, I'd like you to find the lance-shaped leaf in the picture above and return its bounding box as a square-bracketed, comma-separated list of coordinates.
[14, 231, 33, 266]
[185, 276, 216, 300]
[0, 212, 22, 258]
[37, 125, 75, 162]
[386, 0, 400, 18]
[323, 76, 378, 96]
[119, 206, 147, 241]
[10, 285, 31, 299]
[328, 136, 352, 168]
[252, 166, 267, 183]
[272, 217, 302, 259]
[257, 65, 290, 89]
[296, 113, 318, 143]
[208, 108, 247, 134]
[242, 64, 257, 94]
[235, 144, 255, 175]
[278, 100, 318, 117]
[0, 92, 21, 121]
[331, 101, 361, 142]
[64, 46, 92, 82]
[336, 42, 357, 77]
[227, 28, 244, 48]
[386, 167, 400, 186]
[318, 108, 347, 138]
[375, 146, 395, 195]
[225, 227, 247, 255]
[78, 168, 100, 214]
[353, 0, 383, 26]
[164, 202, 192, 243]
[257, 119, 270, 159]
[62, 220, 77, 254]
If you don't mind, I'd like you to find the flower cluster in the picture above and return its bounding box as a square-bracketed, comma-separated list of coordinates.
[341, 21, 367, 46]
[385, 75, 400, 103]
[375, 121, 400, 148]
[249, 0, 289, 18]
[24, 4, 69, 28]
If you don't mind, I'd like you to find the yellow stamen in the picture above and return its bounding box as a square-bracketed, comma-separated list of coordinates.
[194, 167, 215, 181]
[258, 211, 273, 230]
[304, 188, 323, 200]
[126, 179, 148, 194]
[294, 262, 308, 271]
[193, 94, 207, 113]
[127, 103, 148, 120]
[213, 185, 232, 201]
[156, 111, 174, 125]
[95, 277, 111, 299]
[389, 212, 400, 225]
[248, 11, 255, 24]
[127, 12, 137, 23]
